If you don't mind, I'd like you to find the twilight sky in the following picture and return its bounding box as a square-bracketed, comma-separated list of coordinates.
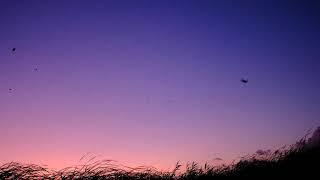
[0, 0, 319, 170]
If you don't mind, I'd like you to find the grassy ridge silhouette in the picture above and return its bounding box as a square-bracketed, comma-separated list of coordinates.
[1, 127, 320, 179]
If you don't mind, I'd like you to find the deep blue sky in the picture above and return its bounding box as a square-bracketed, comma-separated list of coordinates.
[0, 0, 320, 169]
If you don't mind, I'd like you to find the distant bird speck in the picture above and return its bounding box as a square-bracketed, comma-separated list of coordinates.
[12, 48, 16, 52]
[241, 78, 248, 84]
[214, 157, 223, 161]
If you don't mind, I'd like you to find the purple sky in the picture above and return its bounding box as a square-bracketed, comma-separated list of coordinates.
[0, 0, 320, 170]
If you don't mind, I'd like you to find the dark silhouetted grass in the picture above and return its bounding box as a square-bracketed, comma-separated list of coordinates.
[1, 127, 320, 179]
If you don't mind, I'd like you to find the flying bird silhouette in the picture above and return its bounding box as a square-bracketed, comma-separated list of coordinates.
[12, 48, 16, 52]
[213, 157, 223, 161]
[241, 78, 248, 84]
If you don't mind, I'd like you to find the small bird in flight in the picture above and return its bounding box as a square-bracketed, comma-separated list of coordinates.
[8, 88, 13, 93]
[12, 48, 16, 52]
[241, 78, 248, 84]
[214, 157, 223, 161]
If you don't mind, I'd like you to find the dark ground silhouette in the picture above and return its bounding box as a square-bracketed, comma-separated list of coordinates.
[1, 127, 319, 179]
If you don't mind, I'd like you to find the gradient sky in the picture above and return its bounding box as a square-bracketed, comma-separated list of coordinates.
[0, 0, 320, 170]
